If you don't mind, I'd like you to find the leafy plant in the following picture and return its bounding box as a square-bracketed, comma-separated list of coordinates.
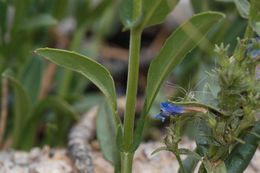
[154, 1, 260, 172]
[35, 1, 225, 172]
[0, 0, 117, 149]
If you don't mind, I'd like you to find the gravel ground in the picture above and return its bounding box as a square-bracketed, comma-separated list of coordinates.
[0, 142, 259, 173]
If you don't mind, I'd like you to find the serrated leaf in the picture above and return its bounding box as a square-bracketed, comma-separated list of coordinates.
[234, 0, 250, 19]
[96, 101, 120, 167]
[249, 0, 260, 36]
[225, 121, 260, 173]
[120, 0, 142, 29]
[133, 12, 225, 150]
[35, 48, 118, 119]
[2, 70, 32, 149]
[20, 14, 57, 30]
[140, 0, 179, 28]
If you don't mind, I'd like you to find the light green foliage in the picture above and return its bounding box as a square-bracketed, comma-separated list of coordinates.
[134, 12, 225, 150]
[35, 48, 119, 123]
[97, 102, 120, 172]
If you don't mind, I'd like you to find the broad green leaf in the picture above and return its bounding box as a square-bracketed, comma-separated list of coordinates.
[97, 101, 120, 169]
[140, 0, 179, 28]
[2, 70, 32, 149]
[35, 48, 118, 120]
[234, 0, 250, 19]
[249, 0, 260, 36]
[225, 121, 260, 173]
[120, 0, 142, 29]
[19, 14, 57, 30]
[133, 12, 225, 151]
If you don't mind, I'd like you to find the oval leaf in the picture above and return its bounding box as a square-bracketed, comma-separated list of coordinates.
[140, 0, 179, 28]
[234, 0, 250, 19]
[134, 12, 225, 150]
[35, 48, 118, 114]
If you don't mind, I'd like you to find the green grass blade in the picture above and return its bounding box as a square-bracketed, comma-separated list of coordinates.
[2, 70, 32, 149]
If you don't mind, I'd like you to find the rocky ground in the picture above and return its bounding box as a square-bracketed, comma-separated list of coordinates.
[0, 142, 259, 173]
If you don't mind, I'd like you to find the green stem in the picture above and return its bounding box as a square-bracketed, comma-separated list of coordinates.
[123, 29, 141, 150]
[121, 152, 134, 173]
[176, 151, 186, 173]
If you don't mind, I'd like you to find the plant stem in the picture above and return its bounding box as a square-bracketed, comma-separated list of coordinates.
[121, 152, 134, 173]
[123, 28, 141, 150]
[0, 78, 8, 147]
[121, 28, 141, 173]
[175, 151, 186, 173]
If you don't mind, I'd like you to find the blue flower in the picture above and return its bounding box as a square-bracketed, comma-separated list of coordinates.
[155, 102, 185, 122]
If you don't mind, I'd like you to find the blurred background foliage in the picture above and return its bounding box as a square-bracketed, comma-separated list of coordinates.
[0, 0, 247, 150]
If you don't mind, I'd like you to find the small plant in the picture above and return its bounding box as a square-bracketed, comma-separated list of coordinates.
[35, 1, 225, 172]
[154, 1, 260, 173]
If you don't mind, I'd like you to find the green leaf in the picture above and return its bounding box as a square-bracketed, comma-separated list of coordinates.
[234, 0, 250, 19]
[179, 153, 200, 173]
[19, 14, 57, 30]
[35, 48, 119, 123]
[178, 148, 201, 160]
[22, 96, 79, 149]
[2, 70, 32, 149]
[140, 0, 180, 28]
[19, 57, 43, 102]
[120, 0, 142, 29]
[133, 12, 225, 150]
[249, 0, 260, 36]
[225, 121, 260, 173]
[97, 101, 120, 169]
[144, 12, 224, 117]
[151, 146, 169, 155]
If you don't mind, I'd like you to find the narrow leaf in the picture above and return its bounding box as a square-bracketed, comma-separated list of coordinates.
[133, 12, 225, 151]
[225, 121, 260, 173]
[20, 14, 57, 30]
[35, 48, 119, 123]
[22, 96, 79, 149]
[2, 70, 32, 149]
[144, 12, 224, 117]
[140, 0, 179, 28]
[96, 101, 120, 167]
